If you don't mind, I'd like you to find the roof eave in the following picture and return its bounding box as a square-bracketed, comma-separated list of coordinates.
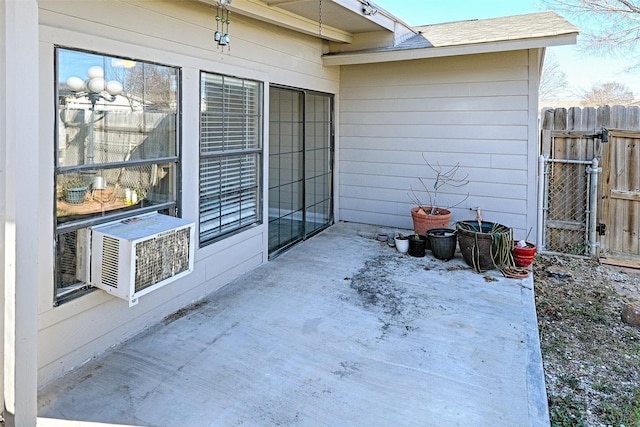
[322, 32, 578, 66]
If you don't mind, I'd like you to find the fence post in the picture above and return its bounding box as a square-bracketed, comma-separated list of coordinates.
[537, 155, 546, 250]
[587, 157, 601, 257]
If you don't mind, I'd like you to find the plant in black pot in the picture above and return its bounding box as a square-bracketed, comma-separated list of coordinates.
[408, 233, 428, 257]
[427, 228, 457, 261]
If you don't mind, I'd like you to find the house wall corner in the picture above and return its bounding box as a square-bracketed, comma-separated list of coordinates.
[1, 0, 40, 425]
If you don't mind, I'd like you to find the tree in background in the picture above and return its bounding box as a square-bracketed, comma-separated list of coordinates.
[540, 51, 569, 100]
[579, 81, 635, 106]
[543, 0, 640, 54]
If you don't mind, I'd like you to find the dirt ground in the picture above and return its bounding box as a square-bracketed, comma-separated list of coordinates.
[533, 253, 640, 426]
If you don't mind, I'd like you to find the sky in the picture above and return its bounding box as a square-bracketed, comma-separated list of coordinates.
[372, 0, 640, 100]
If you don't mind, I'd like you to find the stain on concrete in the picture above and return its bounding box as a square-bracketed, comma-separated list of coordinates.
[162, 300, 208, 324]
[347, 253, 433, 340]
[332, 361, 363, 378]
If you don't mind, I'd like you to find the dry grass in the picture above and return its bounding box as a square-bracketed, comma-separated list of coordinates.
[534, 254, 640, 426]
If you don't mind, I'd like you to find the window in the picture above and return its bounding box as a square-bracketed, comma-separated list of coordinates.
[54, 47, 180, 304]
[199, 73, 263, 246]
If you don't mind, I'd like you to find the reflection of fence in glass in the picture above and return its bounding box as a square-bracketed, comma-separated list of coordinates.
[59, 110, 175, 166]
[57, 109, 176, 219]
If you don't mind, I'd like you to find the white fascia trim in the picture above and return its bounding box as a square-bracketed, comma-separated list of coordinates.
[322, 33, 578, 66]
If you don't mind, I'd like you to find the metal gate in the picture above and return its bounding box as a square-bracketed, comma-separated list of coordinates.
[539, 156, 600, 255]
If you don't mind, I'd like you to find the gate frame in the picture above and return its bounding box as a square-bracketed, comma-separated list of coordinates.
[537, 155, 601, 257]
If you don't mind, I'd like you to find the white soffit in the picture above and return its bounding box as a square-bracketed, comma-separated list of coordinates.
[196, 0, 410, 43]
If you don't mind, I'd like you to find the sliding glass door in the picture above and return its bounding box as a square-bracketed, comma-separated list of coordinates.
[268, 87, 333, 257]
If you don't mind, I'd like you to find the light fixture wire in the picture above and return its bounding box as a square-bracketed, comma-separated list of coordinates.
[318, 0, 323, 36]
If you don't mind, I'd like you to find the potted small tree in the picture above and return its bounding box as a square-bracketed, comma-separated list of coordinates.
[408, 153, 469, 236]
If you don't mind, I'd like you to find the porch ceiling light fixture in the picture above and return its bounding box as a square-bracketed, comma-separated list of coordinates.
[362, 1, 377, 16]
[65, 66, 123, 164]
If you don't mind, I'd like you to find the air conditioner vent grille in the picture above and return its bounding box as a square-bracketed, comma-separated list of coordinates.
[101, 236, 120, 288]
[90, 213, 195, 306]
[134, 227, 191, 292]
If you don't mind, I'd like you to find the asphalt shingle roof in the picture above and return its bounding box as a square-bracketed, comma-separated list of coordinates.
[325, 11, 578, 58]
[413, 11, 579, 48]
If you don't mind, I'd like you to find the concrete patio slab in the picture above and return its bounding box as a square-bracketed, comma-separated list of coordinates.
[38, 222, 548, 427]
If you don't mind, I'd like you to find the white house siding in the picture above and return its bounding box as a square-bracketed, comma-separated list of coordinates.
[36, 0, 339, 386]
[337, 50, 541, 240]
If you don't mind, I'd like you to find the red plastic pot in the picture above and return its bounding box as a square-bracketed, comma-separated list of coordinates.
[512, 242, 537, 267]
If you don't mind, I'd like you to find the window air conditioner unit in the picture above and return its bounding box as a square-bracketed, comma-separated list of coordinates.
[90, 213, 195, 306]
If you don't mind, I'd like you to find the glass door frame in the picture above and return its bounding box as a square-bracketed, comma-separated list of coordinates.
[268, 85, 334, 259]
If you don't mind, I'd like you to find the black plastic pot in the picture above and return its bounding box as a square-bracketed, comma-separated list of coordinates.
[427, 228, 457, 261]
[408, 235, 427, 257]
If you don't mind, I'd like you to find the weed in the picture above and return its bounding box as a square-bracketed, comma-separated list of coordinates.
[549, 394, 585, 427]
[559, 374, 581, 391]
[592, 382, 612, 393]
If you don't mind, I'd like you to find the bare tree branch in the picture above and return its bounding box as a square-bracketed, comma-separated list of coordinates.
[540, 51, 569, 100]
[543, 0, 640, 55]
[579, 81, 635, 106]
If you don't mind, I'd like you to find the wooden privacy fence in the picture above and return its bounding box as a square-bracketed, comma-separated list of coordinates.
[541, 105, 640, 264]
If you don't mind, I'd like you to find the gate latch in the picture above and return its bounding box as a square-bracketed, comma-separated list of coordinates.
[596, 223, 607, 236]
[585, 128, 609, 143]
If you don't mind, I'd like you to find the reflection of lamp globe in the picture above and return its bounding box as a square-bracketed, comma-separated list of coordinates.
[66, 76, 85, 92]
[66, 65, 123, 97]
[87, 66, 104, 79]
[87, 77, 106, 93]
[106, 80, 123, 96]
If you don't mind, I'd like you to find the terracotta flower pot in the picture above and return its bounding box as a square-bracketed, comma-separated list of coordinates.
[411, 207, 452, 236]
[512, 242, 536, 267]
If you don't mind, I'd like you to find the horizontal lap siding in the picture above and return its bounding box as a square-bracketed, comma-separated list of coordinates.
[338, 51, 532, 232]
[39, 1, 338, 88]
[37, 0, 338, 385]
